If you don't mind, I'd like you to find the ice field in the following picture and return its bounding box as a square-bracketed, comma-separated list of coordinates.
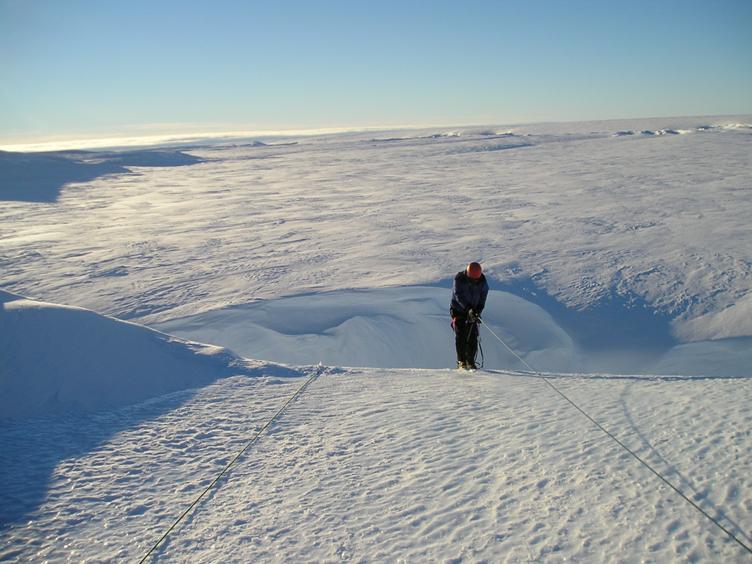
[1, 116, 751, 560]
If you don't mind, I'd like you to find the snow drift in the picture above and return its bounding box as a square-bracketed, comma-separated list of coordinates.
[153, 286, 578, 372]
[0, 290, 254, 419]
[154, 286, 752, 378]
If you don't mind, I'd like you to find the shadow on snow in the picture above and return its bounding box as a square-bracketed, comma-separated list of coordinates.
[0, 149, 204, 203]
[426, 276, 677, 353]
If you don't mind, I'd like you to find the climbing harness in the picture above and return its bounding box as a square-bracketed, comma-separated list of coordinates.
[480, 321, 752, 555]
[139, 364, 325, 563]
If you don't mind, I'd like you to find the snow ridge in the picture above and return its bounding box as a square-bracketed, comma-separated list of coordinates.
[0, 290, 298, 419]
[1, 292, 750, 561]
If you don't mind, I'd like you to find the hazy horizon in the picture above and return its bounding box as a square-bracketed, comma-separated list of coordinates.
[4, 112, 752, 153]
[2, 0, 750, 147]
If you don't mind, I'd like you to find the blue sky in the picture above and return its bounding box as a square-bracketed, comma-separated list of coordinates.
[1, 0, 751, 144]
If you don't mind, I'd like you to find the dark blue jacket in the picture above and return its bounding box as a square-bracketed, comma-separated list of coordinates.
[450, 271, 489, 317]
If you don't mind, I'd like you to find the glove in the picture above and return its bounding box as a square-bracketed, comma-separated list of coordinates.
[467, 309, 480, 323]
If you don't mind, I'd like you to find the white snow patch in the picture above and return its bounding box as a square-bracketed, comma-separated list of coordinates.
[674, 293, 752, 341]
[2, 369, 749, 561]
[0, 291, 268, 419]
[154, 286, 752, 378]
[154, 286, 578, 372]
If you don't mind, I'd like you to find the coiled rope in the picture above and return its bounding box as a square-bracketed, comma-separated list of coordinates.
[480, 321, 752, 555]
[139, 365, 324, 563]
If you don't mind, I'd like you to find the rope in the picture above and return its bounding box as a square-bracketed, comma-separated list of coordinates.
[464, 318, 484, 368]
[472, 320, 484, 368]
[139, 365, 325, 563]
[480, 322, 752, 556]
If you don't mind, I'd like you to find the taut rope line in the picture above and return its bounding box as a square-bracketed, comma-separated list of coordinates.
[480, 321, 752, 555]
[139, 365, 324, 563]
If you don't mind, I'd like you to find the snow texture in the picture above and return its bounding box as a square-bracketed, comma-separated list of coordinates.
[153, 286, 752, 377]
[1, 116, 750, 345]
[1, 368, 750, 561]
[1, 116, 752, 561]
[0, 290, 278, 419]
[0, 149, 203, 202]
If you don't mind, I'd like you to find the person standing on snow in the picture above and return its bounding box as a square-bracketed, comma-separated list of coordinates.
[450, 262, 489, 369]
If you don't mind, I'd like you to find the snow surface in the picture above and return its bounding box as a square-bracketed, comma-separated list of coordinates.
[155, 286, 579, 372]
[1, 116, 752, 561]
[0, 149, 202, 202]
[1, 116, 751, 346]
[153, 286, 752, 377]
[1, 366, 750, 561]
[0, 290, 282, 419]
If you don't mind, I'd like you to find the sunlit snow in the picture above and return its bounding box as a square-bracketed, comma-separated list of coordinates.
[1, 116, 751, 561]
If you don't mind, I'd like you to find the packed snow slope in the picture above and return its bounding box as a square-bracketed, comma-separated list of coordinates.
[0, 290, 286, 419]
[0, 290, 302, 534]
[1, 364, 750, 561]
[154, 285, 752, 377]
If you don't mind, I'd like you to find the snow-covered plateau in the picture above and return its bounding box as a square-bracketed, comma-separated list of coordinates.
[1, 116, 751, 561]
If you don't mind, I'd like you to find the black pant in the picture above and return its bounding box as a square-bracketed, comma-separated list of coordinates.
[454, 316, 479, 364]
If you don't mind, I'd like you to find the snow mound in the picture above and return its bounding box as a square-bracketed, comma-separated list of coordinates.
[0, 291, 265, 419]
[674, 293, 752, 341]
[153, 286, 578, 372]
[427, 131, 462, 138]
[154, 286, 752, 378]
[640, 129, 685, 136]
[715, 123, 752, 131]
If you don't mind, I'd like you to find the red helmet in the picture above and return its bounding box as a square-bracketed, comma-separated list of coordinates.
[466, 262, 482, 279]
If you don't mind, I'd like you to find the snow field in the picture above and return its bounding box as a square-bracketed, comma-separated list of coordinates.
[154, 286, 752, 377]
[0, 290, 264, 418]
[156, 371, 751, 562]
[0, 375, 308, 562]
[2, 117, 751, 342]
[2, 116, 752, 561]
[2, 369, 749, 561]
